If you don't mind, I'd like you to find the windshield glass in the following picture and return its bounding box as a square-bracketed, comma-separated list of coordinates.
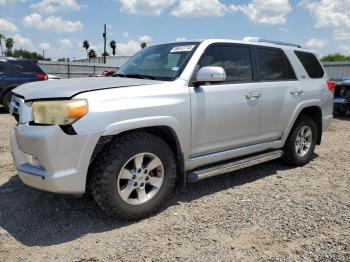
[117, 42, 199, 81]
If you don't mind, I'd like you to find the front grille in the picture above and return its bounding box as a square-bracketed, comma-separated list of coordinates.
[9, 96, 32, 124]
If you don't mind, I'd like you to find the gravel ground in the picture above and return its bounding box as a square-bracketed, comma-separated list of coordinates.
[0, 108, 349, 261]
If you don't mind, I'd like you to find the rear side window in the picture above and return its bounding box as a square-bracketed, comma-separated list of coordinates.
[294, 51, 324, 78]
[256, 47, 296, 81]
[198, 44, 253, 83]
[7, 60, 44, 74]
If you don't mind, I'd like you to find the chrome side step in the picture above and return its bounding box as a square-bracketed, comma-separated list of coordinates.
[186, 150, 283, 183]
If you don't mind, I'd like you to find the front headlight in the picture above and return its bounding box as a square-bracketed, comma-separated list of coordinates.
[32, 99, 88, 125]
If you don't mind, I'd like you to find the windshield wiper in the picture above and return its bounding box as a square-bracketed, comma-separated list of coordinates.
[116, 73, 156, 80]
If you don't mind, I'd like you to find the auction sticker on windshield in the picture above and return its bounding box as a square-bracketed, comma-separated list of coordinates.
[170, 45, 195, 53]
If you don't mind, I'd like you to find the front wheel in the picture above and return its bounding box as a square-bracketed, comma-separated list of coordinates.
[90, 132, 177, 220]
[282, 115, 317, 166]
[2, 91, 13, 111]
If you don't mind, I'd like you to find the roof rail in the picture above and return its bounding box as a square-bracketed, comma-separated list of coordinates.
[243, 37, 302, 48]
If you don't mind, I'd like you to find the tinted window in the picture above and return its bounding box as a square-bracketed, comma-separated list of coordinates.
[0, 63, 6, 73]
[118, 42, 199, 81]
[256, 47, 296, 81]
[295, 51, 324, 78]
[7, 60, 44, 73]
[198, 44, 253, 83]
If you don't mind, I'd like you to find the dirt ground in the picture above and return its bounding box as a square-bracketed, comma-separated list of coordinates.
[0, 108, 349, 261]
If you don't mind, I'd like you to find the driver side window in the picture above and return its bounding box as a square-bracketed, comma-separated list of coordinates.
[198, 44, 253, 83]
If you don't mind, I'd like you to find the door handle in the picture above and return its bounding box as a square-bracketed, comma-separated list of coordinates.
[290, 89, 304, 96]
[245, 92, 261, 100]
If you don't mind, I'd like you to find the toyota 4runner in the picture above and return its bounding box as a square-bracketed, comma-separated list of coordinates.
[9, 39, 334, 220]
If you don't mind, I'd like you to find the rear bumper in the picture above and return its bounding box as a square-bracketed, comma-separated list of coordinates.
[10, 124, 100, 194]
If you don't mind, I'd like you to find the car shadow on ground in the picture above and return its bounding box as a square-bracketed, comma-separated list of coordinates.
[0, 156, 318, 247]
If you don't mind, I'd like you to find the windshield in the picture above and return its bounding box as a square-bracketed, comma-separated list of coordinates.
[117, 42, 199, 81]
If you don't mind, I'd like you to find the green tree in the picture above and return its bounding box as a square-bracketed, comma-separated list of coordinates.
[321, 53, 350, 62]
[5, 37, 14, 55]
[88, 49, 97, 59]
[110, 40, 117, 56]
[11, 49, 46, 60]
[140, 42, 147, 49]
[83, 40, 90, 58]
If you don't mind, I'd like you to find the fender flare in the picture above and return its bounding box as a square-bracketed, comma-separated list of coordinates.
[281, 99, 323, 144]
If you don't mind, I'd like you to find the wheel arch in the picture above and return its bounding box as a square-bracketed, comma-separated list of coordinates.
[283, 102, 323, 146]
[87, 125, 185, 192]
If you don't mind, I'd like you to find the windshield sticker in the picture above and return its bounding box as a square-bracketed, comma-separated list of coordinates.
[172, 67, 179, 71]
[170, 45, 195, 53]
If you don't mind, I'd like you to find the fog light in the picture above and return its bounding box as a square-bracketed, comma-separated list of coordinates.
[24, 153, 42, 168]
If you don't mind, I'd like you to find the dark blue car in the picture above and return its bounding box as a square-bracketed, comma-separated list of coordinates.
[0, 57, 47, 110]
[333, 78, 350, 116]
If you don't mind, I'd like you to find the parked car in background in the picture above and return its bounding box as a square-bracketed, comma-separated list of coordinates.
[0, 57, 48, 110]
[89, 70, 116, 77]
[333, 79, 350, 116]
[47, 74, 61, 80]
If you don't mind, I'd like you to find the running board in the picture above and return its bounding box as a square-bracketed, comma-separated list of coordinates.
[186, 150, 283, 183]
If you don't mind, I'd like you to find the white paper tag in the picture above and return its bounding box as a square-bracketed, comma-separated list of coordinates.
[170, 45, 195, 53]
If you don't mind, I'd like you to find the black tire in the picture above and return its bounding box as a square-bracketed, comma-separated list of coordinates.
[90, 132, 177, 221]
[2, 91, 13, 111]
[334, 106, 347, 116]
[282, 115, 317, 166]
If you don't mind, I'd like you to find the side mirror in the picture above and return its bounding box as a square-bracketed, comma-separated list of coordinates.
[195, 66, 226, 84]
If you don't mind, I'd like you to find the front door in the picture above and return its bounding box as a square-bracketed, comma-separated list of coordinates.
[190, 44, 261, 157]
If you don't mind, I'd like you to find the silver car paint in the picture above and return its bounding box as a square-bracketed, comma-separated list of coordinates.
[10, 39, 333, 193]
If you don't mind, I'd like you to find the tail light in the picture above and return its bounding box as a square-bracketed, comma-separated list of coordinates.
[37, 74, 48, 80]
[327, 80, 336, 92]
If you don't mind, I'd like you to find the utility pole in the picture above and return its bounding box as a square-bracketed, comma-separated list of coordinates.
[103, 24, 107, 64]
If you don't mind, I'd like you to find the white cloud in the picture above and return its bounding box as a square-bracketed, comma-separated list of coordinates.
[0, 18, 18, 32]
[301, 0, 350, 40]
[176, 37, 186, 42]
[58, 38, 73, 49]
[39, 42, 50, 49]
[339, 45, 350, 55]
[305, 38, 325, 49]
[11, 34, 36, 51]
[119, 0, 176, 15]
[31, 0, 85, 14]
[139, 35, 152, 44]
[116, 40, 142, 56]
[229, 0, 292, 25]
[122, 32, 130, 38]
[171, 0, 226, 17]
[23, 13, 83, 33]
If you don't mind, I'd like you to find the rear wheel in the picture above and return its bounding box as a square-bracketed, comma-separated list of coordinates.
[282, 115, 317, 166]
[334, 106, 347, 116]
[90, 132, 177, 220]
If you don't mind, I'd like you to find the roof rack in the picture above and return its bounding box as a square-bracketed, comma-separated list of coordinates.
[243, 37, 302, 48]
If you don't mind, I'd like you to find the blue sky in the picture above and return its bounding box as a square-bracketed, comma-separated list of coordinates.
[0, 0, 349, 60]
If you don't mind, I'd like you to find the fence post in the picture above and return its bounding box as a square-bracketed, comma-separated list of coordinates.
[67, 62, 70, 79]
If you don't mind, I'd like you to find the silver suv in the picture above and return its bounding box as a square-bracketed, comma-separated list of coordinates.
[10, 39, 334, 220]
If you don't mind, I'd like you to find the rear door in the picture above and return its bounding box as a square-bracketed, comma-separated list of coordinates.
[255, 47, 300, 142]
[190, 43, 262, 157]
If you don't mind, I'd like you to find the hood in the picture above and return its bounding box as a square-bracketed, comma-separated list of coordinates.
[13, 77, 162, 100]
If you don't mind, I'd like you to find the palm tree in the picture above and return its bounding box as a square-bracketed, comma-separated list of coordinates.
[140, 42, 147, 49]
[110, 40, 117, 56]
[5, 38, 14, 55]
[88, 49, 97, 59]
[0, 33, 5, 56]
[83, 40, 90, 58]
